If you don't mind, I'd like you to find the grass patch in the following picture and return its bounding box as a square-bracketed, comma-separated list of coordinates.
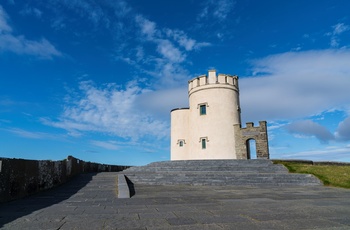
[273, 161, 350, 189]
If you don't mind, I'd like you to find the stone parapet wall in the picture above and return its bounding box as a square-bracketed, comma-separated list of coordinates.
[188, 70, 239, 92]
[272, 159, 350, 166]
[0, 156, 129, 203]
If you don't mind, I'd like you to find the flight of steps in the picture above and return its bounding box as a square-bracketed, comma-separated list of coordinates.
[122, 160, 322, 187]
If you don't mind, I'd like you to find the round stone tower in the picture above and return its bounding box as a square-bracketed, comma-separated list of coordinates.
[171, 70, 242, 160]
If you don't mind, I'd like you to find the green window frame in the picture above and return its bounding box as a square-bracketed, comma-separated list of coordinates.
[200, 104, 206, 115]
[201, 138, 206, 149]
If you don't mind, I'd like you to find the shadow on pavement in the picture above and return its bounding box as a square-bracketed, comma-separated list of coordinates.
[125, 176, 136, 197]
[0, 173, 97, 228]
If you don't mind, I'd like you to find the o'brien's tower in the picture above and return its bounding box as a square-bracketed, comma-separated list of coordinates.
[171, 70, 269, 160]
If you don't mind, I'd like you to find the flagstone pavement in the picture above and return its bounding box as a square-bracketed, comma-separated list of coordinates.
[1, 172, 350, 230]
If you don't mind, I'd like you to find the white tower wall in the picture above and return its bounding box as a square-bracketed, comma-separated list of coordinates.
[170, 108, 189, 160]
[171, 70, 242, 160]
[188, 71, 240, 159]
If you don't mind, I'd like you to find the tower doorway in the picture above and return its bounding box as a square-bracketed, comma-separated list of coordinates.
[246, 139, 257, 159]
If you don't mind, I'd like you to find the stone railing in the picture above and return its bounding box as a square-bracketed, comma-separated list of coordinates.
[0, 156, 129, 203]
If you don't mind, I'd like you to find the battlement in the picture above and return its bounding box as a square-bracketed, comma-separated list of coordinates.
[188, 70, 238, 92]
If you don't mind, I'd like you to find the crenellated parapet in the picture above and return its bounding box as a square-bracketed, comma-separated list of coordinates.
[234, 121, 270, 159]
[188, 70, 239, 94]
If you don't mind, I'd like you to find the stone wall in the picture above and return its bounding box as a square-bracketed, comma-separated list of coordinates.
[234, 121, 270, 159]
[0, 156, 129, 203]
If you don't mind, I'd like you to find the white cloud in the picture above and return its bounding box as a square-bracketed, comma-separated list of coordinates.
[332, 23, 349, 35]
[157, 39, 185, 63]
[44, 80, 169, 141]
[0, 5, 61, 59]
[0, 35, 62, 59]
[240, 49, 350, 123]
[285, 120, 334, 143]
[113, 1, 131, 18]
[6, 128, 46, 139]
[335, 117, 350, 141]
[136, 15, 157, 39]
[326, 23, 349, 48]
[90, 140, 119, 150]
[165, 29, 211, 51]
[4, 127, 63, 140]
[267, 121, 288, 131]
[133, 14, 210, 86]
[0, 5, 12, 33]
[50, 0, 105, 26]
[213, 0, 235, 20]
[137, 87, 189, 119]
[197, 0, 235, 21]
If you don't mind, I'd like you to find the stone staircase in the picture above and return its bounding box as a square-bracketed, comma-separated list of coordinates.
[122, 160, 322, 187]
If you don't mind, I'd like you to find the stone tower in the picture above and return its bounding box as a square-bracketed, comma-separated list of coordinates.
[170, 70, 269, 160]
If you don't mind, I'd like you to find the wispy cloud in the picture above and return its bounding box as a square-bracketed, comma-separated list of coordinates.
[326, 23, 350, 48]
[132, 15, 210, 87]
[44, 80, 169, 141]
[136, 15, 157, 39]
[4, 127, 62, 140]
[48, 0, 105, 26]
[195, 0, 236, 39]
[34, 1, 205, 139]
[19, 5, 42, 18]
[0, 5, 12, 33]
[44, 0, 130, 31]
[37, 1, 209, 87]
[0, 97, 15, 106]
[197, 0, 235, 21]
[90, 140, 119, 150]
[165, 29, 211, 51]
[0, 5, 61, 59]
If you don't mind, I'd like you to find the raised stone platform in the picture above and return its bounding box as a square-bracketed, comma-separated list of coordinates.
[122, 160, 322, 187]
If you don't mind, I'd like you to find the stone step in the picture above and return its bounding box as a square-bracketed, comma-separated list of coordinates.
[124, 173, 321, 186]
[146, 159, 273, 167]
[123, 165, 288, 173]
[122, 160, 322, 187]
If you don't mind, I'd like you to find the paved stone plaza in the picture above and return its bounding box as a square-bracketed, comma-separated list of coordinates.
[1, 172, 350, 230]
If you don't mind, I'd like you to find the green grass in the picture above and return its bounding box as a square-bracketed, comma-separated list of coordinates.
[273, 161, 350, 189]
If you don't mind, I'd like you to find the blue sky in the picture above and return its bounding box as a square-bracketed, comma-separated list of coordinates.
[1, 0, 350, 166]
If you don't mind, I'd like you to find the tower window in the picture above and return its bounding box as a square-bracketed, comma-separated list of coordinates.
[201, 138, 206, 149]
[177, 139, 185, 147]
[179, 140, 184, 147]
[200, 104, 206, 115]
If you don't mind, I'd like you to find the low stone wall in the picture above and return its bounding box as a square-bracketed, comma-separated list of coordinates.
[272, 159, 350, 166]
[0, 156, 129, 203]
